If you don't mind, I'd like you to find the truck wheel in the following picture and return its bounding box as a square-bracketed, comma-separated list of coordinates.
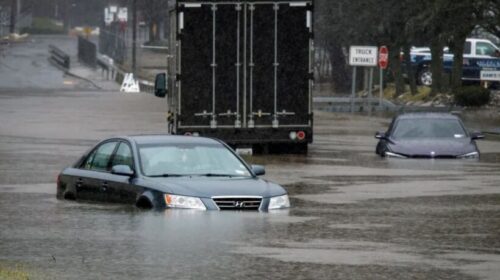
[275, 143, 308, 154]
[294, 143, 308, 154]
[252, 144, 270, 155]
[418, 67, 432, 86]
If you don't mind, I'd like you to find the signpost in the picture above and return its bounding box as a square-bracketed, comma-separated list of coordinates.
[349, 46, 378, 113]
[378, 46, 389, 108]
[480, 70, 500, 89]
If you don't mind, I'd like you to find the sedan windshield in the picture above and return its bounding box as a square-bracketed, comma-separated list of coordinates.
[139, 143, 251, 177]
[392, 118, 467, 139]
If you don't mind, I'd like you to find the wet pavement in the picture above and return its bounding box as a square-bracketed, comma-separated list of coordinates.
[1, 36, 500, 279]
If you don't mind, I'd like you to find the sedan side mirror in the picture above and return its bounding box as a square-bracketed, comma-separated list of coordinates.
[154, 73, 167, 98]
[252, 165, 266, 176]
[375, 131, 386, 139]
[111, 165, 135, 177]
[471, 132, 485, 140]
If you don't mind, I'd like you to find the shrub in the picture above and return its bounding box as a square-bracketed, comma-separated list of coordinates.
[453, 86, 491, 107]
[20, 17, 64, 35]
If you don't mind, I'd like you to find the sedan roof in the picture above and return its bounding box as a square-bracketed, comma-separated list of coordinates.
[396, 113, 460, 120]
[126, 135, 222, 146]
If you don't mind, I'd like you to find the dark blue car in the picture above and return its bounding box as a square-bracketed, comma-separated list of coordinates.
[375, 113, 484, 159]
[57, 135, 290, 211]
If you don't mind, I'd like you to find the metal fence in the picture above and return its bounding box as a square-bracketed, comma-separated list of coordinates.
[98, 21, 169, 81]
[17, 11, 33, 31]
[0, 7, 33, 37]
[0, 7, 10, 37]
[99, 22, 128, 64]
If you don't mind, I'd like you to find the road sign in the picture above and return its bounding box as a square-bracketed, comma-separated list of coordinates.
[120, 73, 140, 93]
[378, 46, 389, 69]
[480, 70, 500, 81]
[349, 46, 378, 67]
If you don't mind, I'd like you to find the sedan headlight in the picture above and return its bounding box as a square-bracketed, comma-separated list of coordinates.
[385, 151, 408, 158]
[457, 151, 479, 159]
[268, 195, 290, 210]
[164, 194, 207, 210]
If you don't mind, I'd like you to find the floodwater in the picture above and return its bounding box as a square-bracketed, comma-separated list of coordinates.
[1, 36, 500, 279]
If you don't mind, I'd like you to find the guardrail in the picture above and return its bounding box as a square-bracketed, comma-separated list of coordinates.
[313, 96, 460, 113]
[49, 45, 70, 70]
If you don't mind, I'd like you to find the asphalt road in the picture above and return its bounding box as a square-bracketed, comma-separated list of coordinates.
[1, 36, 500, 280]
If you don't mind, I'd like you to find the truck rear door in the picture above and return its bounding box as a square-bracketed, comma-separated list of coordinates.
[177, 1, 313, 130]
[249, 2, 312, 128]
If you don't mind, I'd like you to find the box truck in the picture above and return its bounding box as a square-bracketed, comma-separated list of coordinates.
[154, 0, 314, 153]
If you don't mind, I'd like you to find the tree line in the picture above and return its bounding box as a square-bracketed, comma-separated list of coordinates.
[315, 0, 500, 96]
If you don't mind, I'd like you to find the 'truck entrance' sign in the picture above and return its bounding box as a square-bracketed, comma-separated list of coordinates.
[349, 45, 379, 114]
[349, 46, 378, 66]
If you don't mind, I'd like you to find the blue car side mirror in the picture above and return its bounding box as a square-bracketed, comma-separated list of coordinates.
[471, 132, 485, 140]
[252, 165, 266, 176]
[111, 165, 135, 177]
[375, 131, 386, 139]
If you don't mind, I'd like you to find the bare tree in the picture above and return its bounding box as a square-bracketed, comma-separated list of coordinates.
[138, 0, 168, 42]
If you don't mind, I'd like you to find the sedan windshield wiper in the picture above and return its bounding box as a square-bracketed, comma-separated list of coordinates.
[148, 174, 187, 178]
[195, 173, 247, 178]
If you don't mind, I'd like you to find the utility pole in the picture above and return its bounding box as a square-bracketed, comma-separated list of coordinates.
[9, 0, 17, 34]
[132, 0, 137, 77]
[62, 0, 69, 33]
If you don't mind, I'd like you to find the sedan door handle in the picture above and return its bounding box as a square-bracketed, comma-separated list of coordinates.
[76, 178, 83, 189]
[101, 182, 108, 192]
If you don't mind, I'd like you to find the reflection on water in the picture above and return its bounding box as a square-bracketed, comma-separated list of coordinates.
[0, 196, 299, 279]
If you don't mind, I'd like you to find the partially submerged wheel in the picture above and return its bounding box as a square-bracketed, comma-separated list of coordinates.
[136, 196, 154, 209]
[418, 66, 432, 86]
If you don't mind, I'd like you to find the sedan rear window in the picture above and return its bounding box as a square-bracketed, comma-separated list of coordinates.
[392, 118, 467, 139]
[139, 144, 251, 177]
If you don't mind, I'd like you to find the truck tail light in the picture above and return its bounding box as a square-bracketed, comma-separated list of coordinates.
[297, 131, 306, 141]
[289, 131, 297, 140]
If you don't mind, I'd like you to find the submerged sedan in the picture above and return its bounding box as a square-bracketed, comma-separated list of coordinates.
[57, 135, 290, 211]
[375, 113, 484, 159]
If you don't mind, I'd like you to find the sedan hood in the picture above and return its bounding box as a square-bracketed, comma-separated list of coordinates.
[388, 138, 477, 157]
[144, 177, 286, 198]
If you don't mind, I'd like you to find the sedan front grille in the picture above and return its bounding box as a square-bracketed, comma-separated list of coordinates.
[212, 197, 262, 211]
[409, 155, 457, 159]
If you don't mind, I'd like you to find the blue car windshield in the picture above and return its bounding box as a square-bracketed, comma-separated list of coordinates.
[139, 143, 251, 177]
[392, 118, 467, 139]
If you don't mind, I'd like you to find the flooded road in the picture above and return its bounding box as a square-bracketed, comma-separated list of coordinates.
[1, 37, 500, 279]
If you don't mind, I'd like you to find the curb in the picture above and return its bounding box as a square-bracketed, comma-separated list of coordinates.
[64, 70, 103, 90]
[48, 57, 101, 90]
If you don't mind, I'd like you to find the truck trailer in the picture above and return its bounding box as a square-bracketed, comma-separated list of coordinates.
[154, 0, 314, 153]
